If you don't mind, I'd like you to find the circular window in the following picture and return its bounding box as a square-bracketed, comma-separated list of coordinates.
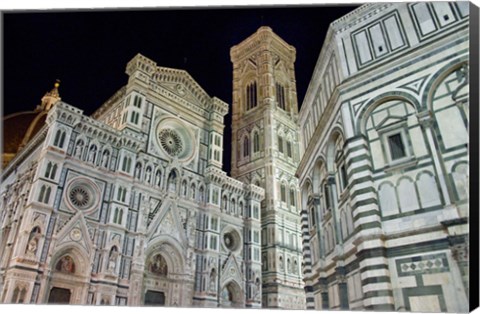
[222, 229, 242, 252]
[155, 117, 196, 162]
[69, 186, 91, 208]
[158, 128, 184, 157]
[224, 233, 235, 250]
[65, 178, 99, 212]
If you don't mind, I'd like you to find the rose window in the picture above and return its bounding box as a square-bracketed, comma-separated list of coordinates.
[224, 233, 234, 250]
[69, 186, 91, 208]
[158, 128, 184, 157]
[65, 178, 99, 212]
[222, 230, 241, 252]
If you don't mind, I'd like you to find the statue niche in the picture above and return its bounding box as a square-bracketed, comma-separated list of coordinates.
[149, 254, 168, 276]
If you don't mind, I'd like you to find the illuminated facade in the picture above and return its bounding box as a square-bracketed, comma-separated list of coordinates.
[0, 54, 264, 307]
[297, 3, 469, 312]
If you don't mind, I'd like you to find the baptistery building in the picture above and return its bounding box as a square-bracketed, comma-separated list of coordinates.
[297, 2, 470, 312]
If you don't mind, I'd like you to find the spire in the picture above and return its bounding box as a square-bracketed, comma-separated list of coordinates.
[39, 79, 61, 111]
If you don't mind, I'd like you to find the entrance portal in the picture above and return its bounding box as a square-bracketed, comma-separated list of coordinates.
[220, 281, 244, 308]
[47, 287, 71, 304]
[144, 290, 165, 306]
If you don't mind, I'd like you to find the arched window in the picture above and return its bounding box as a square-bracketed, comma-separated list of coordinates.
[45, 162, 57, 179]
[222, 195, 228, 211]
[38, 185, 51, 204]
[199, 186, 205, 202]
[280, 184, 286, 203]
[323, 183, 331, 211]
[276, 83, 286, 110]
[286, 141, 292, 158]
[278, 136, 284, 153]
[113, 208, 123, 225]
[122, 156, 132, 172]
[309, 206, 316, 227]
[117, 187, 127, 203]
[239, 201, 244, 217]
[289, 188, 296, 207]
[253, 131, 260, 153]
[53, 129, 66, 148]
[246, 81, 258, 110]
[243, 136, 250, 158]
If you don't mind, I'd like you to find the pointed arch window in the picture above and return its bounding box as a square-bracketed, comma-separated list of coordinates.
[38, 185, 51, 204]
[133, 95, 142, 108]
[289, 188, 296, 207]
[286, 141, 292, 158]
[45, 162, 58, 180]
[246, 80, 258, 111]
[276, 83, 286, 110]
[117, 187, 127, 203]
[53, 129, 66, 148]
[113, 207, 123, 225]
[324, 184, 332, 211]
[243, 136, 250, 158]
[278, 136, 284, 153]
[280, 184, 287, 203]
[122, 156, 132, 173]
[253, 131, 260, 153]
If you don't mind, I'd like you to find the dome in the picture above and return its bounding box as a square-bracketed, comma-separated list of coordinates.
[3, 110, 48, 154]
[2, 81, 61, 168]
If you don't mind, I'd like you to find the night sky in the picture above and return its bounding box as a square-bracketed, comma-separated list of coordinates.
[3, 5, 359, 174]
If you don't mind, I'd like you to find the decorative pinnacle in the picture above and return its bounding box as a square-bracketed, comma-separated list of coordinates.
[40, 79, 62, 111]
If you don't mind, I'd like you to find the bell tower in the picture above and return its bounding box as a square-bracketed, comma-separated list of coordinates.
[230, 27, 305, 309]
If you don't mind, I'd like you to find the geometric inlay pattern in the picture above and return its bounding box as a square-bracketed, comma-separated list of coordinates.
[396, 253, 449, 277]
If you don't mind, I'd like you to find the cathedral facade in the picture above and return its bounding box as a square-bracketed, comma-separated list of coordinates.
[0, 52, 265, 307]
[297, 3, 470, 312]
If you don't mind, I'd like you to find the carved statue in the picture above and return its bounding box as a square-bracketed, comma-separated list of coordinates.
[108, 248, 118, 272]
[209, 268, 217, 292]
[26, 238, 37, 255]
[74, 141, 83, 158]
[102, 151, 109, 168]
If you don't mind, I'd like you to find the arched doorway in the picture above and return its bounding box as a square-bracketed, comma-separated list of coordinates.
[47, 255, 76, 304]
[219, 281, 244, 308]
[142, 240, 194, 307]
[45, 248, 90, 305]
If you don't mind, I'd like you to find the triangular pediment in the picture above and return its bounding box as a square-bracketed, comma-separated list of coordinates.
[154, 67, 211, 109]
[55, 212, 93, 254]
[220, 253, 244, 287]
[148, 199, 186, 245]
